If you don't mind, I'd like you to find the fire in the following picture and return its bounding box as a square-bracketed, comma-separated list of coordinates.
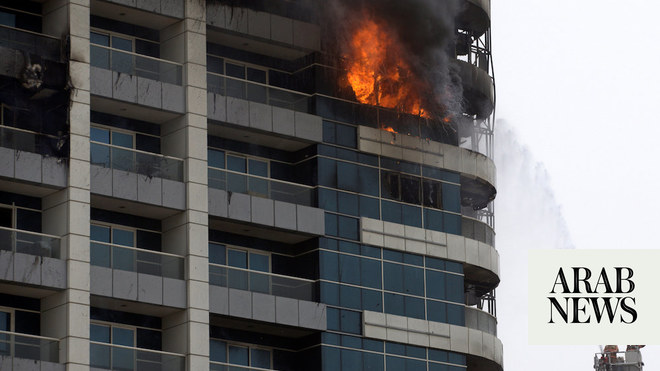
[382, 126, 397, 133]
[345, 16, 430, 119]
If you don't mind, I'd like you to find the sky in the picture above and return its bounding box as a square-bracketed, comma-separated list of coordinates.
[491, 0, 660, 370]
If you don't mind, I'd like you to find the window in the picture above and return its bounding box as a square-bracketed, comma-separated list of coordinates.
[90, 29, 160, 80]
[208, 149, 270, 197]
[91, 126, 135, 171]
[210, 340, 272, 369]
[90, 224, 136, 271]
[207, 56, 269, 102]
[90, 322, 162, 370]
[208, 243, 271, 293]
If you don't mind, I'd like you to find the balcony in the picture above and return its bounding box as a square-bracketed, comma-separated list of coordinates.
[208, 167, 313, 207]
[209, 264, 316, 302]
[0, 227, 65, 289]
[90, 45, 185, 114]
[0, 126, 67, 188]
[0, 330, 61, 369]
[0, 24, 61, 61]
[90, 342, 184, 371]
[208, 73, 312, 114]
[0, 226, 61, 259]
[90, 142, 185, 210]
[90, 242, 186, 307]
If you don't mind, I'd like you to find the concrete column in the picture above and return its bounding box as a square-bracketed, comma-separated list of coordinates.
[41, 1, 91, 370]
[161, 1, 209, 369]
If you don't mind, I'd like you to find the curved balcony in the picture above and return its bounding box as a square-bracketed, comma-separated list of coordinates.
[457, 0, 491, 37]
[90, 341, 185, 371]
[455, 60, 494, 119]
[465, 306, 497, 336]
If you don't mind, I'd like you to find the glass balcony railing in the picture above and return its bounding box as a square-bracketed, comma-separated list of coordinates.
[207, 73, 312, 113]
[208, 167, 314, 207]
[210, 362, 276, 371]
[0, 330, 59, 363]
[90, 142, 184, 182]
[0, 24, 61, 61]
[90, 341, 185, 371]
[91, 44, 182, 85]
[91, 241, 184, 280]
[209, 264, 316, 302]
[0, 226, 61, 259]
[0, 126, 62, 157]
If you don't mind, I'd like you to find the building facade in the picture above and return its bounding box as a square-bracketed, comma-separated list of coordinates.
[0, 0, 500, 370]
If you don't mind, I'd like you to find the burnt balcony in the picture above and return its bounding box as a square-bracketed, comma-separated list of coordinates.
[0, 24, 60, 61]
[0, 330, 62, 370]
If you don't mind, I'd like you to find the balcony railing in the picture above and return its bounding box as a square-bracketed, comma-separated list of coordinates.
[0, 330, 59, 363]
[91, 44, 182, 85]
[208, 167, 314, 207]
[91, 241, 185, 280]
[0, 24, 61, 61]
[90, 341, 184, 371]
[207, 72, 312, 113]
[209, 264, 315, 301]
[91, 142, 184, 182]
[0, 226, 61, 259]
[0, 125, 62, 157]
[210, 362, 277, 371]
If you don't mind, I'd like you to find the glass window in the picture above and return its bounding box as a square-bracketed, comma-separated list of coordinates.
[337, 192, 359, 216]
[226, 63, 245, 79]
[359, 196, 380, 219]
[383, 262, 403, 293]
[447, 303, 465, 326]
[445, 274, 464, 303]
[90, 32, 110, 46]
[227, 249, 247, 269]
[248, 159, 268, 177]
[0, 310, 10, 332]
[247, 67, 267, 84]
[227, 155, 247, 173]
[338, 254, 360, 285]
[112, 327, 134, 347]
[321, 282, 339, 306]
[403, 265, 424, 296]
[341, 349, 362, 370]
[339, 284, 361, 310]
[423, 180, 442, 209]
[208, 243, 226, 265]
[400, 175, 420, 204]
[208, 149, 225, 169]
[228, 345, 249, 366]
[336, 124, 357, 148]
[426, 271, 446, 300]
[427, 300, 447, 323]
[337, 162, 358, 192]
[251, 348, 271, 368]
[384, 293, 405, 316]
[340, 309, 361, 334]
[210, 339, 227, 362]
[319, 251, 338, 281]
[405, 296, 425, 319]
[249, 252, 269, 272]
[441, 183, 461, 213]
[360, 258, 381, 289]
[318, 188, 338, 212]
[362, 288, 382, 312]
[111, 36, 133, 52]
[381, 201, 402, 224]
[90, 324, 110, 343]
[91, 127, 110, 143]
[112, 228, 135, 247]
[358, 166, 379, 197]
[337, 216, 358, 240]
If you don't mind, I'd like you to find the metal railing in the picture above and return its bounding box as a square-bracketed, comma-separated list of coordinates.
[90, 142, 184, 182]
[0, 330, 59, 363]
[210, 361, 277, 371]
[91, 44, 182, 85]
[90, 341, 185, 371]
[90, 241, 184, 280]
[0, 226, 61, 259]
[209, 264, 315, 301]
[208, 167, 314, 207]
[207, 72, 312, 113]
[0, 125, 63, 157]
[0, 24, 61, 61]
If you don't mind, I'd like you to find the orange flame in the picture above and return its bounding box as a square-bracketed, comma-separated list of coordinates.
[345, 17, 430, 119]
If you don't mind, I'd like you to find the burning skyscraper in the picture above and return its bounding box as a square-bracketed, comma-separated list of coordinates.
[0, 0, 499, 370]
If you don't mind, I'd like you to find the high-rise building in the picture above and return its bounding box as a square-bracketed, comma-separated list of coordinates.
[0, 0, 500, 370]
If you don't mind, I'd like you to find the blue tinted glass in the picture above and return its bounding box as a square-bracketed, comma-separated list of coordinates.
[90, 324, 110, 343]
[341, 335, 361, 349]
[403, 253, 423, 266]
[112, 131, 133, 149]
[323, 121, 336, 144]
[207, 56, 224, 74]
[112, 327, 134, 346]
[339, 284, 361, 310]
[321, 282, 339, 306]
[325, 213, 338, 237]
[426, 257, 445, 271]
[91, 127, 110, 143]
[112, 228, 134, 247]
[337, 216, 358, 240]
[402, 204, 422, 228]
[326, 307, 340, 330]
[318, 158, 337, 188]
[384, 293, 405, 316]
[91, 225, 110, 243]
[363, 339, 383, 352]
[363, 352, 384, 371]
[361, 245, 381, 259]
[443, 213, 461, 234]
[228, 345, 248, 366]
[251, 348, 271, 368]
[445, 261, 463, 274]
[362, 289, 383, 312]
[226, 63, 245, 79]
[403, 265, 424, 296]
[90, 32, 109, 46]
[322, 332, 340, 345]
[208, 150, 225, 169]
[318, 188, 338, 212]
[210, 340, 227, 362]
[339, 254, 360, 285]
[442, 184, 461, 213]
[227, 155, 247, 173]
[335, 123, 357, 148]
[406, 358, 426, 370]
[341, 349, 362, 370]
[429, 362, 449, 371]
[426, 271, 446, 300]
[386, 342, 405, 356]
[319, 251, 339, 281]
[208, 243, 226, 265]
[248, 159, 268, 177]
[335, 148, 358, 162]
[405, 296, 425, 319]
[447, 303, 465, 326]
[383, 262, 403, 292]
[448, 352, 466, 365]
[427, 300, 447, 323]
[250, 253, 269, 272]
[429, 349, 448, 362]
[337, 192, 359, 216]
[337, 162, 358, 192]
[111, 36, 132, 51]
[446, 274, 464, 303]
[424, 208, 444, 231]
[359, 196, 380, 219]
[386, 356, 405, 370]
[361, 258, 381, 289]
[406, 344, 426, 359]
[322, 347, 340, 371]
[358, 166, 379, 197]
[338, 241, 360, 254]
[228, 249, 247, 268]
[340, 309, 361, 334]
[383, 250, 403, 262]
[381, 201, 402, 224]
